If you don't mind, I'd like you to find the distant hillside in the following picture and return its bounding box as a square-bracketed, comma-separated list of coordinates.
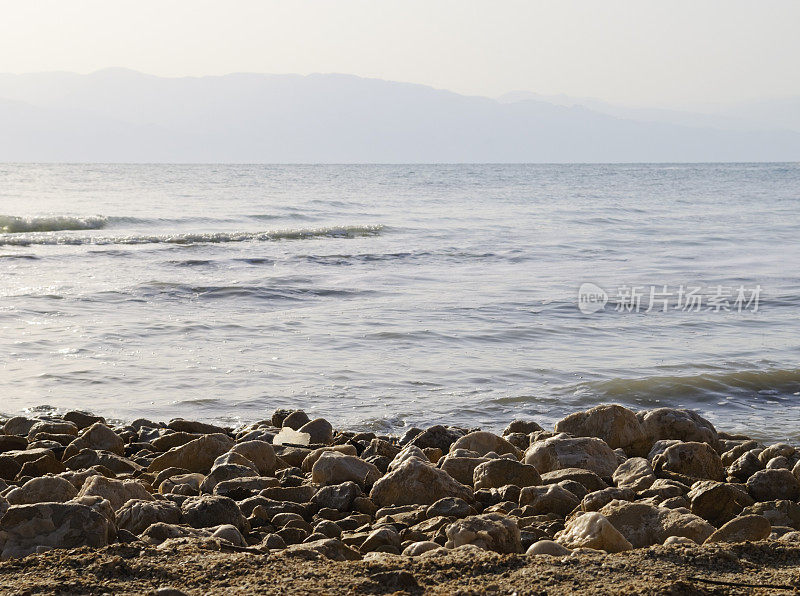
[1, 69, 799, 163]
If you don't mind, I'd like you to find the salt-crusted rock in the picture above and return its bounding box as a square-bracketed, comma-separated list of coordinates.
[301, 445, 358, 473]
[541, 468, 608, 493]
[612, 457, 656, 491]
[288, 538, 361, 561]
[450, 431, 520, 458]
[555, 405, 649, 456]
[402, 541, 442, 556]
[181, 495, 249, 533]
[77, 476, 153, 511]
[0, 502, 113, 559]
[599, 500, 714, 547]
[704, 514, 771, 544]
[140, 522, 211, 545]
[652, 442, 724, 481]
[526, 539, 571, 556]
[747, 469, 800, 502]
[311, 451, 381, 488]
[638, 408, 717, 446]
[297, 418, 334, 445]
[5, 476, 77, 505]
[444, 513, 521, 553]
[473, 458, 541, 490]
[524, 436, 619, 478]
[555, 512, 633, 553]
[312, 481, 362, 511]
[518, 484, 580, 516]
[64, 423, 124, 459]
[440, 455, 490, 485]
[116, 499, 183, 535]
[370, 457, 472, 506]
[228, 440, 277, 475]
[687, 481, 754, 526]
[149, 434, 235, 474]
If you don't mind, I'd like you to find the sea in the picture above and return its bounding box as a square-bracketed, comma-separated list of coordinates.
[1, 163, 799, 441]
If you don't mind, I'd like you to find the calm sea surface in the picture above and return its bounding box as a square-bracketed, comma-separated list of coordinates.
[1, 163, 799, 440]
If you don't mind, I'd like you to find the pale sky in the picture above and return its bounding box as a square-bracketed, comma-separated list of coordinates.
[1, 0, 798, 106]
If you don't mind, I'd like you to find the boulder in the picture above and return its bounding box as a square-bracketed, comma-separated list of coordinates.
[503, 420, 544, 436]
[140, 522, 211, 545]
[526, 540, 571, 556]
[116, 499, 183, 535]
[181, 495, 249, 533]
[704, 514, 771, 544]
[312, 481, 362, 511]
[440, 455, 490, 486]
[408, 425, 463, 452]
[425, 497, 476, 519]
[612, 458, 656, 491]
[444, 513, 521, 553]
[149, 434, 235, 474]
[297, 418, 334, 445]
[599, 500, 715, 547]
[281, 411, 311, 430]
[0, 503, 113, 559]
[638, 408, 717, 445]
[746, 469, 800, 502]
[473, 459, 541, 490]
[402, 541, 442, 556]
[524, 436, 618, 478]
[728, 449, 764, 482]
[687, 481, 754, 526]
[555, 405, 648, 455]
[288, 538, 361, 561]
[5, 476, 77, 505]
[77, 476, 153, 511]
[450, 431, 520, 458]
[540, 468, 607, 493]
[518, 484, 580, 516]
[229, 441, 277, 476]
[311, 452, 381, 488]
[555, 512, 632, 553]
[64, 423, 124, 459]
[653, 442, 724, 481]
[370, 457, 472, 506]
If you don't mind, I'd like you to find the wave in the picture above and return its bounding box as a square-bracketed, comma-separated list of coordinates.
[0, 224, 384, 246]
[0, 215, 109, 233]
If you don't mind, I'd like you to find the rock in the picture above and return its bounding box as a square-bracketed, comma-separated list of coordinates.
[638, 408, 717, 446]
[3, 417, 40, 436]
[450, 431, 520, 458]
[63, 449, 141, 475]
[116, 499, 183, 535]
[311, 452, 381, 488]
[27, 421, 78, 439]
[5, 476, 77, 505]
[200, 464, 256, 494]
[440, 455, 490, 485]
[524, 436, 619, 478]
[282, 411, 311, 430]
[402, 541, 442, 556]
[64, 423, 124, 459]
[301, 445, 358, 473]
[555, 512, 633, 553]
[167, 419, 226, 435]
[0, 436, 28, 453]
[160, 473, 204, 495]
[289, 537, 361, 560]
[151, 432, 201, 452]
[473, 459, 541, 490]
[555, 405, 648, 455]
[77, 476, 153, 511]
[540, 468, 607, 493]
[408, 425, 463, 452]
[211, 524, 247, 547]
[664, 536, 696, 546]
[229, 440, 277, 475]
[444, 513, 521, 553]
[370, 457, 472, 506]
[729, 449, 764, 482]
[425, 497, 476, 519]
[149, 434, 235, 474]
[687, 481, 754, 526]
[518, 484, 580, 516]
[759, 443, 795, 464]
[743, 500, 800, 529]
[312, 481, 362, 511]
[140, 523, 211, 545]
[63, 411, 105, 429]
[704, 514, 771, 544]
[747, 469, 800, 502]
[0, 503, 113, 559]
[612, 458, 656, 491]
[503, 420, 544, 436]
[653, 442, 724, 481]
[526, 540, 571, 556]
[297, 418, 334, 445]
[181, 495, 249, 533]
[360, 527, 401, 553]
[599, 500, 714, 547]
[766, 456, 791, 470]
[720, 440, 760, 466]
[580, 488, 635, 512]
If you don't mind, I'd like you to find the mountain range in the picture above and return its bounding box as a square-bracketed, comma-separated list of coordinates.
[1, 68, 798, 163]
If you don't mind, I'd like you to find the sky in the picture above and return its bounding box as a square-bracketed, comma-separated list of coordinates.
[1, 0, 798, 107]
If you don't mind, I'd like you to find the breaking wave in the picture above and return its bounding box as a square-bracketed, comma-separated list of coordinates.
[0, 224, 384, 246]
[0, 215, 109, 233]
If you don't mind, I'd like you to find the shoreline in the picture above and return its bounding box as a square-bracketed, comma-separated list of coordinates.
[1, 404, 799, 593]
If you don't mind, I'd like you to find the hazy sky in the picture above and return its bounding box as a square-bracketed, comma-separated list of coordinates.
[1, 0, 798, 106]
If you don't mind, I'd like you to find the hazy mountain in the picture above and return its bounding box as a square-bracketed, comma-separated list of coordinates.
[1, 69, 799, 163]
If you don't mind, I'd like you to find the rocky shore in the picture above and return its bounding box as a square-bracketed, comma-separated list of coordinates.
[1, 404, 799, 594]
